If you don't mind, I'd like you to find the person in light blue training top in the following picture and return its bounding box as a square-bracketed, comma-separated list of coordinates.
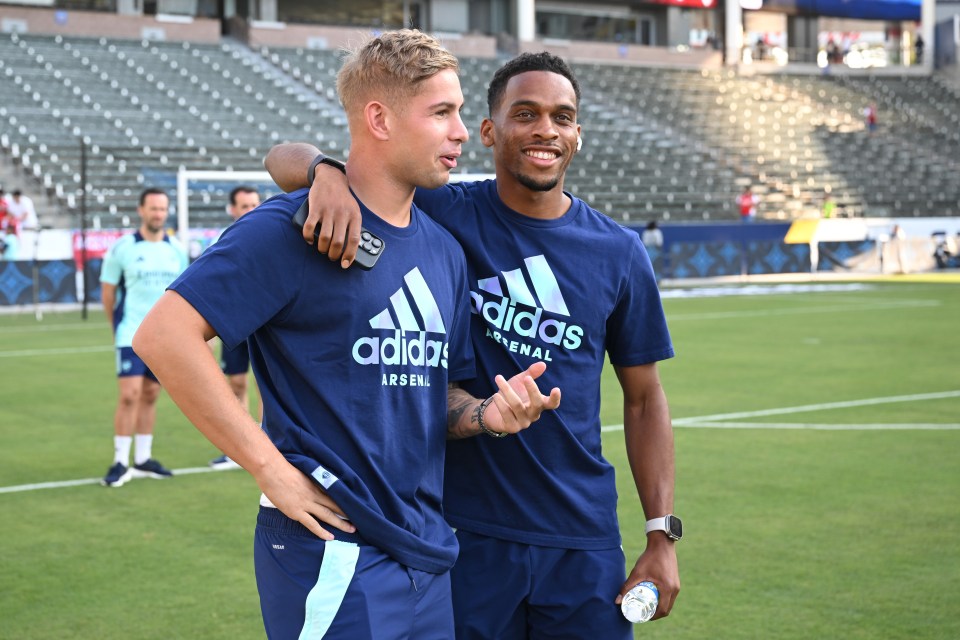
[133, 30, 560, 640]
[267, 50, 680, 640]
[99, 188, 188, 488]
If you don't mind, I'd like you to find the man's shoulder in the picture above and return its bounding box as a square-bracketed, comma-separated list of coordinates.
[107, 232, 138, 255]
[572, 196, 642, 239]
[414, 206, 468, 256]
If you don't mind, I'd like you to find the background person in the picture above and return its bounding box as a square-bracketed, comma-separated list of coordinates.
[642, 220, 664, 249]
[210, 185, 262, 471]
[1, 224, 19, 260]
[736, 185, 759, 222]
[99, 188, 188, 487]
[7, 189, 38, 231]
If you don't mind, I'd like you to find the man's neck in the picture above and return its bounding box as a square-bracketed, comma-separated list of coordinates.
[495, 179, 571, 220]
[345, 159, 414, 228]
[139, 227, 165, 242]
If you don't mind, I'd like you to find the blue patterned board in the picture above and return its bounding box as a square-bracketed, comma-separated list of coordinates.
[666, 241, 810, 279]
[746, 242, 811, 275]
[0, 260, 78, 305]
[817, 241, 876, 272]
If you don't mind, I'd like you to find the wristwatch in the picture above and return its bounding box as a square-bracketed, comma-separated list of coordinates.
[307, 153, 346, 186]
[645, 514, 683, 541]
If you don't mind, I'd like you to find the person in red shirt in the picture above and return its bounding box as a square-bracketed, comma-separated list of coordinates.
[736, 186, 758, 222]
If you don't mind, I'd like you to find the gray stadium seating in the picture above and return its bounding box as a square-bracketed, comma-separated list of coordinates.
[1, 32, 959, 229]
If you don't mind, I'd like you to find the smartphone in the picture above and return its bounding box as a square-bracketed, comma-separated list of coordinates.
[291, 199, 385, 271]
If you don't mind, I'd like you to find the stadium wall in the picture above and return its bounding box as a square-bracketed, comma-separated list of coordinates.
[519, 39, 722, 68]
[245, 22, 497, 58]
[0, 6, 220, 42]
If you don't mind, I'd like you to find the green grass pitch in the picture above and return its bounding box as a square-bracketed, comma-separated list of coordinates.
[1, 278, 958, 639]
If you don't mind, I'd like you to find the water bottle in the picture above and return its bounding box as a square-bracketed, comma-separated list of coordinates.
[621, 581, 659, 623]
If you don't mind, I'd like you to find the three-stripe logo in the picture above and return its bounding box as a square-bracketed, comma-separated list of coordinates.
[470, 255, 584, 351]
[352, 267, 450, 369]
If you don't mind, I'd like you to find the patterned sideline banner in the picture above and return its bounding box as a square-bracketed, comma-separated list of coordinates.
[0, 259, 77, 306]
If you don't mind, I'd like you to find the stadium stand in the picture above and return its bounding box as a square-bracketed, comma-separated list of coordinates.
[1, 31, 959, 229]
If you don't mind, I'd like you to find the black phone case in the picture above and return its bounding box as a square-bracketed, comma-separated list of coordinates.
[291, 199, 385, 271]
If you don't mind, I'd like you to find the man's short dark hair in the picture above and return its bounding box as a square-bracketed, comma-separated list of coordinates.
[229, 186, 259, 205]
[139, 187, 167, 206]
[487, 52, 581, 116]
[12, 189, 21, 197]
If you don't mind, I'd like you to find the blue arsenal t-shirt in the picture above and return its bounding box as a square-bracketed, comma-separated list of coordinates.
[415, 180, 674, 549]
[170, 189, 475, 573]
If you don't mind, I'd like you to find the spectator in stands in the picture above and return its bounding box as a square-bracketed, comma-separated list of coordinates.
[826, 39, 841, 65]
[822, 194, 836, 219]
[642, 220, 664, 249]
[7, 189, 38, 231]
[864, 103, 878, 135]
[266, 50, 680, 640]
[209, 185, 262, 471]
[99, 188, 189, 487]
[914, 34, 924, 65]
[133, 30, 557, 640]
[737, 185, 759, 222]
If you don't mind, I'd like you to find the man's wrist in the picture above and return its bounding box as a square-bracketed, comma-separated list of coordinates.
[475, 395, 507, 438]
[307, 153, 346, 186]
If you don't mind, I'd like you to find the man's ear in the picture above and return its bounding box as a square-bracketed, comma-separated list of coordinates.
[364, 101, 391, 141]
[479, 118, 495, 148]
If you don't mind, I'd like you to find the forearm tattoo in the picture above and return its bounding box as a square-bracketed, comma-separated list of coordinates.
[447, 383, 480, 439]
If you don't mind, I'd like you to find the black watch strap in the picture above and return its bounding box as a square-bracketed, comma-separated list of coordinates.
[307, 153, 346, 186]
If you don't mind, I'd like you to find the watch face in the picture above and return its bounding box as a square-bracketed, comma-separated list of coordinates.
[667, 515, 683, 540]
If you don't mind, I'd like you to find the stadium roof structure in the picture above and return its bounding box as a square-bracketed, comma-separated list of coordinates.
[760, 0, 921, 20]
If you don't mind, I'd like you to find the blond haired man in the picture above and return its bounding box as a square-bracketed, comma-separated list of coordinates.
[134, 30, 559, 639]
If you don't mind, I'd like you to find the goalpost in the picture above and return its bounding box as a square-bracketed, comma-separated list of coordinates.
[175, 168, 277, 251]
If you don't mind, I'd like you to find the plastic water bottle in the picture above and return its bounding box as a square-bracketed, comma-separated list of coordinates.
[621, 581, 659, 623]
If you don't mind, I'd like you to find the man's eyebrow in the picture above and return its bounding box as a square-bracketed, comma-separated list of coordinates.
[508, 99, 577, 112]
[425, 100, 460, 111]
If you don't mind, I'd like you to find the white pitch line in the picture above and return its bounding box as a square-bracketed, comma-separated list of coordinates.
[599, 390, 960, 433]
[0, 323, 105, 334]
[667, 299, 939, 322]
[0, 345, 113, 358]
[0, 466, 231, 494]
[7, 392, 960, 494]
[669, 422, 960, 431]
[671, 390, 960, 424]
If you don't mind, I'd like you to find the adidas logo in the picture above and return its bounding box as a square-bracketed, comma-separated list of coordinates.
[352, 267, 449, 371]
[470, 255, 584, 353]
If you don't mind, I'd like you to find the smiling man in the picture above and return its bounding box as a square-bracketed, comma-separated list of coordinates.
[134, 32, 558, 640]
[266, 51, 680, 639]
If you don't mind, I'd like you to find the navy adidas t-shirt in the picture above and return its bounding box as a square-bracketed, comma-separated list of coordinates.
[415, 180, 674, 549]
[170, 189, 475, 573]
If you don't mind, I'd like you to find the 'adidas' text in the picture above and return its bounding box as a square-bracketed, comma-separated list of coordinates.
[471, 293, 583, 350]
[352, 330, 448, 368]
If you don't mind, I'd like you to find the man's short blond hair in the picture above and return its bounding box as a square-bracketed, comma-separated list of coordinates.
[336, 29, 459, 115]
